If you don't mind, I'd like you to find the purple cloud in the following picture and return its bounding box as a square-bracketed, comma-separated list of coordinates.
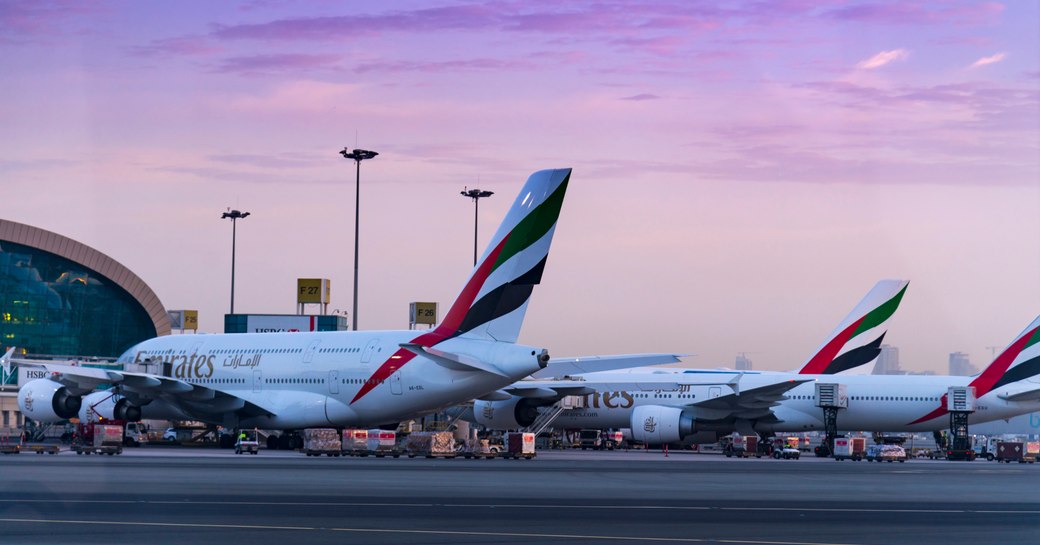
[620, 93, 661, 101]
[211, 5, 499, 41]
[824, 2, 1004, 26]
[353, 58, 534, 74]
[214, 53, 342, 75]
[130, 36, 223, 57]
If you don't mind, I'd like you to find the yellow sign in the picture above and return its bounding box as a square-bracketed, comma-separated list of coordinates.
[410, 302, 438, 325]
[297, 278, 331, 304]
[168, 309, 199, 330]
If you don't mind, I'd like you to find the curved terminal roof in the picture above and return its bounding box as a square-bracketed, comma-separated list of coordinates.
[0, 219, 171, 337]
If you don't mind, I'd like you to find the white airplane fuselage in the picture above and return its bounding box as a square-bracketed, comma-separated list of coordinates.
[116, 330, 545, 428]
[542, 371, 1040, 434]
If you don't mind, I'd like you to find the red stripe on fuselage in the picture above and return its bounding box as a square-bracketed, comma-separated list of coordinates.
[349, 235, 511, 404]
[907, 326, 1039, 425]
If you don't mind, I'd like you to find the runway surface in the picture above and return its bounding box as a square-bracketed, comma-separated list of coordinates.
[0, 448, 1036, 545]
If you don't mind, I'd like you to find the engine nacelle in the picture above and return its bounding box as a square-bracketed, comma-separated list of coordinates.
[79, 391, 143, 422]
[630, 405, 693, 445]
[472, 397, 550, 429]
[18, 379, 83, 422]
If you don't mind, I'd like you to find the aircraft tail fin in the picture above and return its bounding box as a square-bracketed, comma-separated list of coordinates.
[970, 314, 1040, 395]
[432, 168, 571, 344]
[794, 279, 909, 375]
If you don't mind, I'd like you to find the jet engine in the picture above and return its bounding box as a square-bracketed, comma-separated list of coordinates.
[79, 391, 143, 422]
[18, 379, 83, 421]
[473, 397, 552, 429]
[629, 405, 694, 445]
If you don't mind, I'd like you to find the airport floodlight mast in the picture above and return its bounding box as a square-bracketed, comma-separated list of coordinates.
[461, 187, 494, 266]
[340, 147, 379, 331]
[220, 209, 250, 315]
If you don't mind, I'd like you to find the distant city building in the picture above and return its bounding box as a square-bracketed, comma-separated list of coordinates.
[735, 354, 753, 371]
[872, 344, 904, 375]
[949, 352, 978, 376]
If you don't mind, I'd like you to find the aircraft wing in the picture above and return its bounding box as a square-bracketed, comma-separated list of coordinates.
[685, 379, 811, 421]
[17, 361, 273, 420]
[502, 379, 683, 400]
[531, 353, 686, 379]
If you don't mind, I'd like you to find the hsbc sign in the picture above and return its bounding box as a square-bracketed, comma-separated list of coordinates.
[246, 315, 317, 334]
[18, 367, 50, 387]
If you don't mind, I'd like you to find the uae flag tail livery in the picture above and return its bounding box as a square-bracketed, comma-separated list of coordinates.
[910, 314, 1040, 425]
[348, 168, 571, 404]
[439, 168, 571, 344]
[795, 279, 909, 375]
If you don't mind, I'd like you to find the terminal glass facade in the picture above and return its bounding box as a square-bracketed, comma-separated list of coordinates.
[0, 241, 157, 358]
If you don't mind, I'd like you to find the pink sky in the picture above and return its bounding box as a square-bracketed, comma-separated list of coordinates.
[2, 1, 1038, 373]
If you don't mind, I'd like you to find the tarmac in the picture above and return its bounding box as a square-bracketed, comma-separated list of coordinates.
[0, 447, 1036, 545]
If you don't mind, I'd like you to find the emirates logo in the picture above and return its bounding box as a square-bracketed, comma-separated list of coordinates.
[643, 416, 657, 433]
[23, 390, 33, 412]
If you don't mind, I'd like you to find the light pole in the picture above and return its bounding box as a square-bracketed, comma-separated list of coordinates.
[221, 209, 250, 314]
[340, 147, 378, 331]
[461, 187, 494, 266]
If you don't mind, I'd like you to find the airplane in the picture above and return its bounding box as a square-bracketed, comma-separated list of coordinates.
[467, 279, 909, 434]
[472, 313, 1040, 446]
[16, 167, 596, 445]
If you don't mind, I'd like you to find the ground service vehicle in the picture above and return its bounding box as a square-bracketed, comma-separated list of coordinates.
[773, 436, 801, 460]
[578, 429, 603, 450]
[994, 441, 1038, 463]
[74, 424, 123, 455]
[234, 429, 259, 454]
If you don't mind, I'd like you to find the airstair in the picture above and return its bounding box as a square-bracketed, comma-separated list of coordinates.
[524, 395, 583, 435]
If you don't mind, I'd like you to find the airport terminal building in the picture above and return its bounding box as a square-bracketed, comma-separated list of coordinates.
[0, 219, 170, 429]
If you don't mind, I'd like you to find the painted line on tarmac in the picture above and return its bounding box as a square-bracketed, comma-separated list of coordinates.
[1, 499, 1036, 515]
[0, 518, 860, 545]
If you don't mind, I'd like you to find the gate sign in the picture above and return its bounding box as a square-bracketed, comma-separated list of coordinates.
[297, 278, 331, 304]
[168, 310, 199, 330]
[409, 302, 438, 325]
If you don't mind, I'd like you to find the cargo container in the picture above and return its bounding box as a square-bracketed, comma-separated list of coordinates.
[366, 430, 400, 458]
[1026, 441, 1040, 463]
[833, 437, 866, 461]
[342, 429, 369, 455]
[502, 432, 536, 459]
[405, 432, 456, 458]
[461, 438, 496, 459]
[995, 441, 1037, 463]
[302, 428, 342, 457]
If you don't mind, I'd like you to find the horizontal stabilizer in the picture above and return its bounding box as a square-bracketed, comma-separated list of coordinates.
[531, 353, 685, 379]
[998, 387, 1040, 403]
[399, 343, 510, 377]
